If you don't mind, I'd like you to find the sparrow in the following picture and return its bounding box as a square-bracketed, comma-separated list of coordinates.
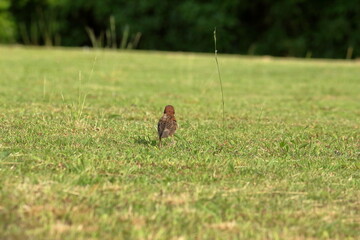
[157, 105, 177, 147]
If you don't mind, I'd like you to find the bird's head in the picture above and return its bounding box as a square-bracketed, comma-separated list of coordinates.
[164, 105, 175, 115]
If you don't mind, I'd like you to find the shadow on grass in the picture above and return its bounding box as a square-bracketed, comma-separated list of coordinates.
[134, 136, 157, 146]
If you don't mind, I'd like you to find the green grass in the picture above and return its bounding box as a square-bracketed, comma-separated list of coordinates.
[0, 46, 359, 240]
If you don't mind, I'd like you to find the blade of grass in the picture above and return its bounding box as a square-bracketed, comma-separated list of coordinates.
[213, 28, 225, 136]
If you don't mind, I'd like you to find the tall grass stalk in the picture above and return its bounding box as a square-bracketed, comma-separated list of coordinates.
[78, 71, 82, 108]
[133, 32, 142, 49]
[43, 76, 46, 99]
[120, 25, 130, 49]
[89, 55, 98, 82]
[76, 71, 87, 121]
[85, 27, 98, 48]
[213, 28, 225, 135]
[106, 30, 111, 48]
[110, 16, 117, 49]
[19, 23, 30, 45]
[346, 46, 354, 59]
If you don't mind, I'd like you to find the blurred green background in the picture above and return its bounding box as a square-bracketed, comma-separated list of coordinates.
[1, 0, 359, 59]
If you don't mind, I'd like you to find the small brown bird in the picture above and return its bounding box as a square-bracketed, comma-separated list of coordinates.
[157, 105, 177, 147]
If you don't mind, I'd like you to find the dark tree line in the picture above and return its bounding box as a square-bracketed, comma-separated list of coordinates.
[1, 0, 359, 59]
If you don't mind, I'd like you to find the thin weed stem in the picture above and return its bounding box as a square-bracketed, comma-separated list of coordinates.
[213, 28, 225, 135]
[78, 71, 82, 107]
[43, 76, 46, 99]
[89, 55, 98, 82]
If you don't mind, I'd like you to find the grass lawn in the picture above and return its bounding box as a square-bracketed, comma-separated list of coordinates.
[0, 46, 359, 239]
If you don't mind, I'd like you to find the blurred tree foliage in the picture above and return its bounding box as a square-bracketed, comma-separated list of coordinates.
[0, 0, 16, 43]
[5, 0, 360, 58]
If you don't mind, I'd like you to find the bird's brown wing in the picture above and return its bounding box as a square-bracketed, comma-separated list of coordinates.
[167, 119, 177, 136]
[158, 119, 166, 138]
[161, 119, 177, 138]
[158, 118, 177, 139]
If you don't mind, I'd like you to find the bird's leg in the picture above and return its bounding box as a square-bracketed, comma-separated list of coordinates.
[158, 138, 162, 148]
